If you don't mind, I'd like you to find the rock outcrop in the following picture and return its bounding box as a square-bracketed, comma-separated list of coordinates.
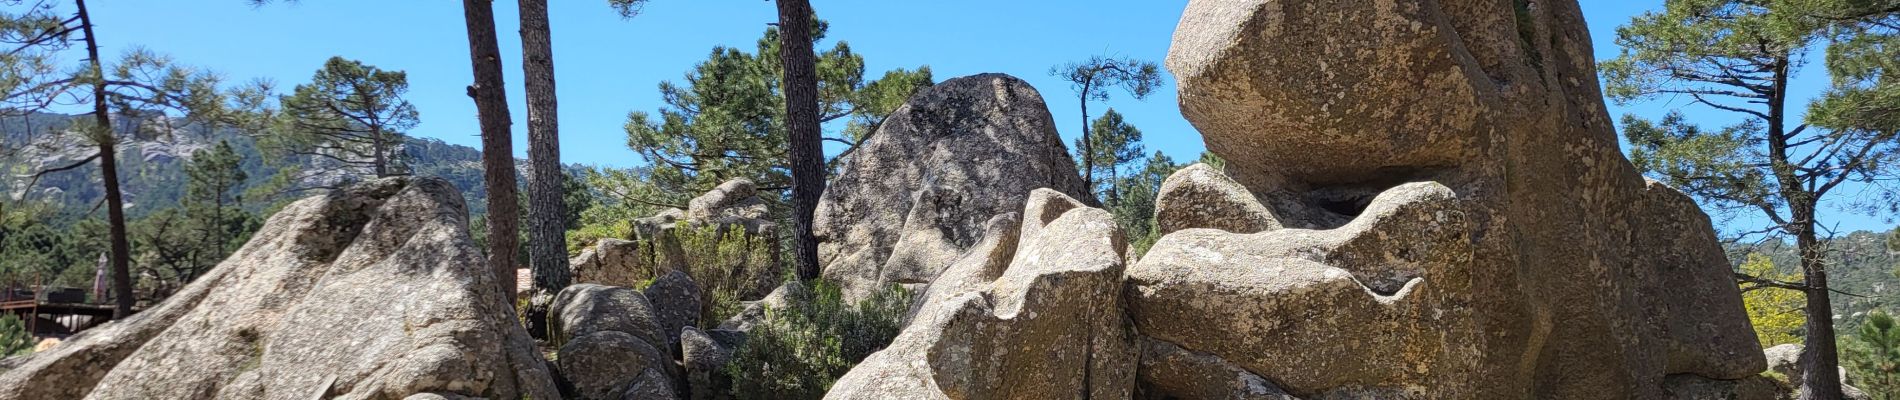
[816, 73, 1090, 301]
[826, 189, 1133, 399]
[1129, 0, 1766, 398]
[680, 326, 732, 400]
[644, 269, 704, 352]
[569, 178, 781, 299]
[571, 238, 650, 288]
[551, 283, 677, 400]
[0, 178, 558, 400]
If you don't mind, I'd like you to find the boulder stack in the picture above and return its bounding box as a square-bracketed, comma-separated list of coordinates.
[550, 284, 678, 400]
[569, 178, 781, 300]
[1133, 0, 1765, 398]
[816, 73, 1090, 301]
[0, 178, 559, 400]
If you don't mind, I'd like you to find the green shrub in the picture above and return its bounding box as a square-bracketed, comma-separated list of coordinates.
[726, 282, 912, 400]
[0, 313, 34, 357]
[666, 223, 778, 327]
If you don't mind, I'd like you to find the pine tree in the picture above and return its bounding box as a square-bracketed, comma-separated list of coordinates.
[778, 0, 823, 281]
[1, 1, 227, 318]
[1604, 2, 1898, 396]
[1850, 310, 1900, 399]
[519, 0, 571, 302]
[1075, 109, 1145, 203]
[1049, 56, 1160, 195]
[460, 0, 521, 308]
[273, 57, 419, 180]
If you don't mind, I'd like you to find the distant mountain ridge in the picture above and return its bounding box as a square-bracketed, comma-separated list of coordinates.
[1, 112, 495, 222]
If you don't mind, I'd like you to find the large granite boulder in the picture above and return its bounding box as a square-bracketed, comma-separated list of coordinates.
[550, 284, 677, 400]
[826, 189, 1133, 399]
[680, 326, 732, 400]
[0, 178, 559, 399]
[1134, 0, 1765, 398]
[644, 269, 704, 352]
[688, 178, 768, 222]
[816, 73, 1090, 301]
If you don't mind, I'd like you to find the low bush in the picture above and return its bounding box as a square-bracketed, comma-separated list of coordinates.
[667, 223, 778, 327]
[0, 313, 33, 357]
[726, 282, 911, 400]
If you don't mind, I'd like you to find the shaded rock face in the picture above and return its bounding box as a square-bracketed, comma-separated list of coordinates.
[0, 178, 558, 400]
[644, 270, 704, 352]
[550, 284, 677, 400]
[826, 189, 1133, 400]
[1139, 0, 1764, 398]
[816, 73, 1090, 301]
[680, 326, 732, 400]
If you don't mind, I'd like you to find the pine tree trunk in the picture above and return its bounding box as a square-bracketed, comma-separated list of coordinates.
[76, 0, 134, 318]
[461, 0, 519, 307]
[1079, 91, 1093, 193]
[371, 125, 388, 177]
[1796, 210, 1845, 400]
[519, 0, 569, 296]
[777, 0, 824, 282]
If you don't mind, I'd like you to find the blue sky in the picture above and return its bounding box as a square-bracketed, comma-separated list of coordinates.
[83, 1, 1887, 234]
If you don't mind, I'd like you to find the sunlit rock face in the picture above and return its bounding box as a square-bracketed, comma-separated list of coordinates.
[1136, 0, 1764, 398]
[816, 73, 1090, 303]
[826, 190, 1134, 400]
[0, 178, 559, 400]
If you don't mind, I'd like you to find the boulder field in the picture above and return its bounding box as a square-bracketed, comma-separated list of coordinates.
[0, 0, 1776, 398]
[823, 0, 1769, 398]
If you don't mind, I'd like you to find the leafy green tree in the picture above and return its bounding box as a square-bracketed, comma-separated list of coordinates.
[1740, 253, 1807, 348]
[1603, 2, 1898, 397]
[1849, 310, 1900, 398]
[272, 57, 418, 180]
[1077, 109, 1145, 203]
[1049, 56, 1160, 192]
[623, 20, 932, 207]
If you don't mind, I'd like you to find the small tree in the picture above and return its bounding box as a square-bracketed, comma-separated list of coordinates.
[1076, 109, 1145, 203]
[1118, 151, 1178, 258]
[1049, 56, 1160, 192]
[184, 140, 249, 256]
[273, 57, 418, 179]
[1850, 310, 1900, 399]
[0, 314, 31, 357]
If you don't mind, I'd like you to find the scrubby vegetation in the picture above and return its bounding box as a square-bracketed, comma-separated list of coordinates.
[726, 282, 911, 400]
[669, 223, 781, 326]
[0, 314, 32, 357]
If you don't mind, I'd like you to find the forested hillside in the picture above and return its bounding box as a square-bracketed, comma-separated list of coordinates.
[1, 112, 496, 288]
[1737, 230, 1900, 331]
